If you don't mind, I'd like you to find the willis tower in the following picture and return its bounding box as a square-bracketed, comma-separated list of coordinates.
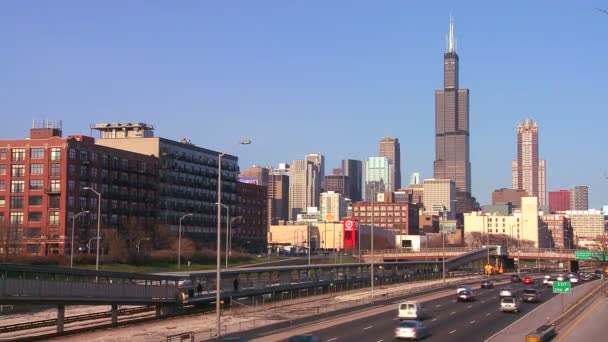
[434, 16, 474, 215]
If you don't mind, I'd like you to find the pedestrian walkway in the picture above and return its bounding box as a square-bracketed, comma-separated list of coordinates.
[486, 280, 600, 342]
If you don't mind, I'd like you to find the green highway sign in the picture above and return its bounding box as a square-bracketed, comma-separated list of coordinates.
[575, 250, 594, 260]
[553, 281, 571, 294]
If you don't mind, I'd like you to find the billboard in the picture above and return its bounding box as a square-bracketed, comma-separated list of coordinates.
[342, 218, 357, 250]
[439, 221, 457, 234]
[238, 177, 258, 185]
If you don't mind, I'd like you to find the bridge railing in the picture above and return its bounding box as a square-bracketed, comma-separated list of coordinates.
[1, 277, 176, 303]
[360, 247, 478, 255]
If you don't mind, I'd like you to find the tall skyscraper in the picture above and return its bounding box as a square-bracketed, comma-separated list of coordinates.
[305, 153, 324, 205]
[268, 172, 289, 223]
[342, 159, 363, 201]
[379, 137, 401, 190]
[323, 174, 350, 198]
[288, 159, 320, 220]
[364, 156, 393, 201]
[512, 118, 546, 206]
[570, 185, 589, 210]
[433, 17, 473, 214]
[409, 172, 421, 186]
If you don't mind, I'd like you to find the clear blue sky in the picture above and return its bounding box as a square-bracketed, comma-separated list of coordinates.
[2, 1, 607, 208]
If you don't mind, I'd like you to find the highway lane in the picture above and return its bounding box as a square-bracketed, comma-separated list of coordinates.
[311, 278, 562, 342]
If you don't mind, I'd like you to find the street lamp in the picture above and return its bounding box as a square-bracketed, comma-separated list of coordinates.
[70, 210, 89, 269]
[370, 182, 377, 303]
[216, 203, 230, 268]
[442, 232, 446, 284]
[82, 187, 101, 273]
[86, 237, 101, 254]
[178, 213, 193, 269]
[216, 139, 251, 338]
[136, 237, 150, 255]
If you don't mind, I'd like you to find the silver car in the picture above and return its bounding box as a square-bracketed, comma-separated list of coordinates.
[395, 320, 430, 340]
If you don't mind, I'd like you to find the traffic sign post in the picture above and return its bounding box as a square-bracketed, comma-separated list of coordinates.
[552, 281, 571, 294]
[553, 281, 571, 314]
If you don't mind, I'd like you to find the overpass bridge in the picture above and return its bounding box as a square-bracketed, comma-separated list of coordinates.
[0, 253, 486, 334]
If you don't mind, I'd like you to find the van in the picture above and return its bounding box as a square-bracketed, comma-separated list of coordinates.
[398, 301, 425, 320]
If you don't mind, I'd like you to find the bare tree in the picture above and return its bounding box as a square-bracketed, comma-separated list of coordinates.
[170, 237, 195, 259]
[149, 223, 176, 250]
[0, 221, 22, 262]
[101, 227, 128, 263]
[590, 234, 608, 267]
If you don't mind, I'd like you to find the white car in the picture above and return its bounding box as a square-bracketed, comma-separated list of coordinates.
[500, 297, 521, 313]
[569, 276, 580, 283]
[395, 320, 429, 340]
[499, 288, 514, 297]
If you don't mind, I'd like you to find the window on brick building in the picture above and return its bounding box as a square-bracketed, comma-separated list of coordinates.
[50, 148, 61, 161]
[30, 148, 44, 159]
[11, 165, 25, 177]
[29, 196, 43, 206]
[30, 164, 44, 175]
[11, 148, 25, 161]
[49, 212, 60, 225]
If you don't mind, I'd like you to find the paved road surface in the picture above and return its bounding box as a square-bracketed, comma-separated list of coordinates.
[309, 280, 555, 342]
[554, 296, 608, 341]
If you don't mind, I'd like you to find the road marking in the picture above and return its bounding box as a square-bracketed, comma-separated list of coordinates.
[470, 320, 476, 324]
[484, 292, 560, 341]
[467, 305, 473, 308]
[327, 339, 337, 342]
[436, 304, 442, 307]
[452, 300, 457, 302]
[376, 340, 384, 342]
[486, 313, 491, 316]
[364, 326, 373, 330]
[482, 300, 487, 303]
[450, 311, 456, 315]
[393, 317, 399, 320]
[431, 318, 437, 321]
[450, 330, 457, 334]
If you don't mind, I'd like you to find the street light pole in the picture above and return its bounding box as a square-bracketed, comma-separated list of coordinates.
[216, 203, 230, 268]
[178, 213, 193, 269]
[442, 232, 446, 284]
[136, 237, 150, 255]
[216, 139, 251, 338]
[82, 187, 101, 274]
[371, 184, 375, 303]
[70, 210, 89, 269]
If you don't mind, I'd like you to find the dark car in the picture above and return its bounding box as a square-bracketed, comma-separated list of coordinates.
[522, 288, 542, 303]
[286, 336, 321, 342]
[481, 280, 494, 289]
[595, 270, 603, 278]
[511, 275, 522, 283]
[457, 290, 475, 302]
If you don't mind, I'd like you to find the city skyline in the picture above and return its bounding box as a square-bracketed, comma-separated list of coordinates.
[2, 2, 607, 208]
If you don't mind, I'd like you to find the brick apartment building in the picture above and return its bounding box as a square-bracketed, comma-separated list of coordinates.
[352, 201, 419, 236]
[0, 122, 158, 257]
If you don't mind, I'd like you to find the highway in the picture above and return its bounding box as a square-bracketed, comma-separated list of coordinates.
[307, 277, 562, 342]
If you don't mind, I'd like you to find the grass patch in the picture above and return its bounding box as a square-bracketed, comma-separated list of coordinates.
[74, 257, 286, 273]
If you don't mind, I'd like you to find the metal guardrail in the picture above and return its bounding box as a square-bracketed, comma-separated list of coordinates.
[0, 306, 153, 333]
